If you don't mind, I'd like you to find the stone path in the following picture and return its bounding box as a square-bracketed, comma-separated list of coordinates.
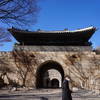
[0, 89, 99, 100]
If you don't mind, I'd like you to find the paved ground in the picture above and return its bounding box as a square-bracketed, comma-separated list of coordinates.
[0, 89, 99, 100]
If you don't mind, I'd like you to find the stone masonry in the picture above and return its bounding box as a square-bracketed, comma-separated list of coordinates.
[0, 45, 100, 93]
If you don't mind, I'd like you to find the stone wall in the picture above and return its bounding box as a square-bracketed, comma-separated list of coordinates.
[0, 46, 100, 93]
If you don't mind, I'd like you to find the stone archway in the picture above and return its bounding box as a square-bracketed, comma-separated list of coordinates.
[36, 60, 64, 88]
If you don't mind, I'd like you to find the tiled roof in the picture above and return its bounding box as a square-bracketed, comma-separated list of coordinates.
[8, 26, 96, 46]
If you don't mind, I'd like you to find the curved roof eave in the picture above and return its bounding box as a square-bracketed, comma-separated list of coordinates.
[8, 26, 96, 34]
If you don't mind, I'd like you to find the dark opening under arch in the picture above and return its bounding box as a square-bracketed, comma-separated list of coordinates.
[51, 78, 59, 88]
[36, 60, 64, 88]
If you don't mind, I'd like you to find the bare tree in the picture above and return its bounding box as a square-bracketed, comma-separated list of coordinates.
[0, 27, 11, 46]
[12, 47, 37, 87]
[65, 53, 100, 90]
[0, 53, 14, 87]
[0, 0, 40, 25]
[65, 54, 88, 88]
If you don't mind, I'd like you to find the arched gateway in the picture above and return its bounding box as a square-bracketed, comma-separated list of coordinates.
[36, 61, 64, 88]
[6, 26, 99, 91]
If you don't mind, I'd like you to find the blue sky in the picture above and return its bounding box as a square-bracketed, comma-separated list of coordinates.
[0, 0, 100, 51]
